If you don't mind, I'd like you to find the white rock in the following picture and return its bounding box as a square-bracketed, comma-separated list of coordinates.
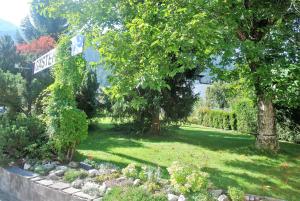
[56, 165, 68, 171]
[133, 179, 141, 186]
[82, 182, 100, 197]
[88, 169, 99, 177]
[168, 194, 179, 201]
[68, 161, 79, 168]
[218, 194, 229, 201]
[71, 179, 84, 189]
[211, 189, 224, 198]
[99, 183, 107, 196]
[54, 170, 65, 177]
[48, 173, 60, 180]
[178, 194, 186, 201]
[24, 163, 31, 170]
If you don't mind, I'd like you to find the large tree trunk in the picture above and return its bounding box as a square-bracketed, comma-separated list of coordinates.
[255, 94, 279, 152]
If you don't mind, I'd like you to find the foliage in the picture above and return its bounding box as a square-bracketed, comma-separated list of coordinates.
[103, 186, 167, 201]
[122, 163, 139, 179]
[76, 69, 99, 119]
[205, 82, 232, 109]
[0, 35, 20, 74]
[45, 36, 88, 161]
[232, 99, 257, 134]
[190, 107, 236, 131]
[96, 172, 121, 184]
[167, 161, 209, 194]
[228, 187, 245, 201]
[20, 16, 42, 42]
[187, 191, 215, 201]
[139, 165, 162, 182]
[63, 169, 88, 183]
[0, 70, 25, 116]
[0, 114, 47, 160]
[276, 108, 300, 143]
[16, 36, 55, 55]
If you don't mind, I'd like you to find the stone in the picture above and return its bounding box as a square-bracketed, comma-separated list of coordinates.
[72, 179, 85, 189]
[99, 183, 107, 196]
[80, 162, 94, 170]
[36, 179, 54, 186]
[74, 191, 94, 200]
[49, 182, 70, 190]
[48, 173, 60, 180]
[178, 195, 186, 201]
[54, 169, 65, 177]
[63, 187, 81, 195]
[211, 189, 224, 198]
[133, 179, 141, 186]
[88, 169, 99, 177]
[69, 161, 80, 168]
[218, 194, 229, 201]
[93, 198, 103, 201]
[168, 194, 179, 201]
[43, 163, 56, 171]
[82, 182, 101, 197]
[23, 163, 31, 170]
[56, 165, 68, 171]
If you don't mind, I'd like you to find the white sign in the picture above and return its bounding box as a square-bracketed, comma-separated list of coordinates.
[34, 49, 56, 74]
[71, 34, 84, 56]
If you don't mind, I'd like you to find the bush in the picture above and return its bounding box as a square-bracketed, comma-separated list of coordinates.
[103, 186, 167, 201]
[96, 172, 121, 183]
[63, 169, 88, 182]
[122, 163, 139, 178]
[228, 187, 245, 201]
[187, 191, 215, 201]
[167, 161, 209, 194]
[139, 165, 162, 182]
[232, 98, 257, 134]
[0, 114, 48, 161]
[190, 107, 237, 131]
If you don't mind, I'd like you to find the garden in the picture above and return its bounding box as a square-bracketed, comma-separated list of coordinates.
[0, 0, 300, 201]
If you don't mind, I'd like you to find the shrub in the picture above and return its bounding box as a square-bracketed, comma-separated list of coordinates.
[122, 163, 139, 178]
[187, 191, 215, 201]
[96, 172, 121, 183]
[63, 169, 88, 182]
[139, 165, 162, 182]
[228, 187, 245, 201]
[167, 161, 209, 194]
[232, 98, 257, 134]
[190, 107, 237, 131]
[103, 186, 167, 201]
[0, 114, 48, 161]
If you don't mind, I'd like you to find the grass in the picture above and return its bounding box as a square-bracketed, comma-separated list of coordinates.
[75, 119, 300, 201]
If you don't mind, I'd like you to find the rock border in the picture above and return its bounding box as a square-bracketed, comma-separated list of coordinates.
[0, 167, 101, 201]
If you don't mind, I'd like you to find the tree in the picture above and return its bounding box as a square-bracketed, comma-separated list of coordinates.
[76, 69, 99, 119]
[207, 0, 300, 151]
[20, 16, 41, 42]
[0, 35, 20, 74]
[0, 70, 25, 116]
[16, 36, 56, 115]
[44, 0, 215, 134]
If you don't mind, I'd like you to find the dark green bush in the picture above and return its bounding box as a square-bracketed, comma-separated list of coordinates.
[103, 186, 167, 201]
[195, 107, 236, 130]
[0, 114, 48, 161]
[232, 99, 257, 134]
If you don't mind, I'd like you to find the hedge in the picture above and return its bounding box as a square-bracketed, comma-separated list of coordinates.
[193, 108, 237, 131]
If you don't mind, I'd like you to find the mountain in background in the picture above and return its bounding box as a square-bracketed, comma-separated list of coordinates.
[0, 19, 17, 39]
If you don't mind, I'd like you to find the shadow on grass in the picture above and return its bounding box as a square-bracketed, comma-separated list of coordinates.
[81, 122, 300, 158]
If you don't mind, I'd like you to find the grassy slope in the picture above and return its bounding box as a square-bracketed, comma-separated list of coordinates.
[76, 120, 300, 201]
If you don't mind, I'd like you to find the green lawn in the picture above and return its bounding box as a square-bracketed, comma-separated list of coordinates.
[76, 119, 300, 201]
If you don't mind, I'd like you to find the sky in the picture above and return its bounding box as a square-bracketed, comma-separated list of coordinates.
[0, 0, 30, 26]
